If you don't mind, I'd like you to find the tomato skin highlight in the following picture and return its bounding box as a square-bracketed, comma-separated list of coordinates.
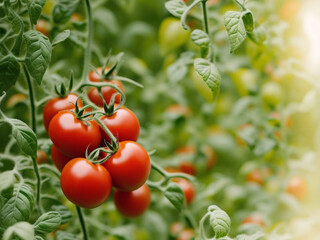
[113, 184, 150, 218]
[87, 68, 124, 106]
[48, 111, 101, 158]
[173, 178, 195, 204]
[100, 107, 140, 143]
[43, 93, 82, 131]
[60, 158, 112, 208]
[102, 141, 150, 191]
[51, 144, 72, 171]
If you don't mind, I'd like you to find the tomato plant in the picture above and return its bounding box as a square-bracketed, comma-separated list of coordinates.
[0, 0, 317, 239]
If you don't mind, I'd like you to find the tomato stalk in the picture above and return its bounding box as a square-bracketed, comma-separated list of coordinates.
[23, 65, 43, 214]
[201, 0, 209, 36]
[94, 116, 119, 151]
[82, 0, 93, 84]
[76, 206, 89, 240]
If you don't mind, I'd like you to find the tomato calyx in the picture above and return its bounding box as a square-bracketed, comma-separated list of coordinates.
[53, 71, 74, 98]
[86, 147, 115, 165]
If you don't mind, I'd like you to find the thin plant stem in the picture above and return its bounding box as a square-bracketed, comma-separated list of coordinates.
[76, 206, 89, 240]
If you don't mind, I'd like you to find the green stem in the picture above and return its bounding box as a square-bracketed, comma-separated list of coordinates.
[76, 206, 89, 240]
[23, 65, 37, 133]
[94, 117, 119, 150]
[234, 0, 246, 10]
[32, 156, 43, 214]
[82, 0, 93, 85]
[201, 0, 209, 35]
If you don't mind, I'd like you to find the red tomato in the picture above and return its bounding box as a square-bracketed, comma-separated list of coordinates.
[177, 229, 194, 240]
[113, 184, 150, 217]
[48, 111, 101, 158]
[51, 144, 73, 171]
[100, 106, 140, 143]
[173, 178, 195, 204]
[242, 215, 265, 226]
[36, 150, 48, 164]
[286, 176, 307, 200]
[87, 68, 124, 106]
[179, 162, 196, 176]
[35, 19, 50, 36]
[43, 93, 82, 131]
[102, 141, 150, 191]
[60, 158, 112, 208]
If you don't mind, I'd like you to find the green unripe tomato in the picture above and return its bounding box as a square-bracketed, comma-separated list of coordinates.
[261, 81, 283, 106]
[159, 18, 190, 55]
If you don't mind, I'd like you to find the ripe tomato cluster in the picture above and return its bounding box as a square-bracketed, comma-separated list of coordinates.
[42, 68, 151, 217]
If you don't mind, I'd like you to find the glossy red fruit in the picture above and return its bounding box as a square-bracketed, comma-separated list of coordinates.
[48, 111, 101, 158]
[88, 68, 124, 106]
[51, 144, 72, 171]
[113, 184, 150, 218]
[173, 178, 195, 204]
[60, 158, 112, 208]
[100, 106, 140, 143]
[178, 162, 196, 176]
[102, 141, 150, 191]
[43, 93, 82, 131]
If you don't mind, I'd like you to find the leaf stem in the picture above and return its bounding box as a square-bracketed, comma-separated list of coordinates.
[201, 0, 209, 35]
[94, 116, 119, 151]
[81, 0, 93, 85]
[23, 65, 37, 133]
[32, 156, 43, 214]
[76, 206, 89, 240]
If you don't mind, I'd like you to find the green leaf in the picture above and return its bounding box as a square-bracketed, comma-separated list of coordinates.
[52, 30, 71, 47]
[24, 30, 52, 85]
[8, 118, 37, 158]
[0, 184, 34, 228]
[242, 10, 254, 32]
[237, 125, 258, 148]
[167, 52, 194, 82]
[0, 171, 15, 193]
[34, 211, 61, 234]
[28, 0, 47, 25]
[163, 182, 184, 211]
[3, 222, 34, 240]
[253, 138, 277, 156]
[165, 0, 187, 18]
[235, 232, 264, 240]
[5, 7, 24, 55]
[224, 11, 246, 53]
[208, 205, 231, 238]
[52, 0, 80, 24]
[248, 25, 266, 45]
[194, 58, 221, 101]
[0, 55, 20, 93]
[51, 205, 72, 224]
[191, 29, 210, 47]
[55, 230, 79, 240]
[34, 236, 45, 240]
